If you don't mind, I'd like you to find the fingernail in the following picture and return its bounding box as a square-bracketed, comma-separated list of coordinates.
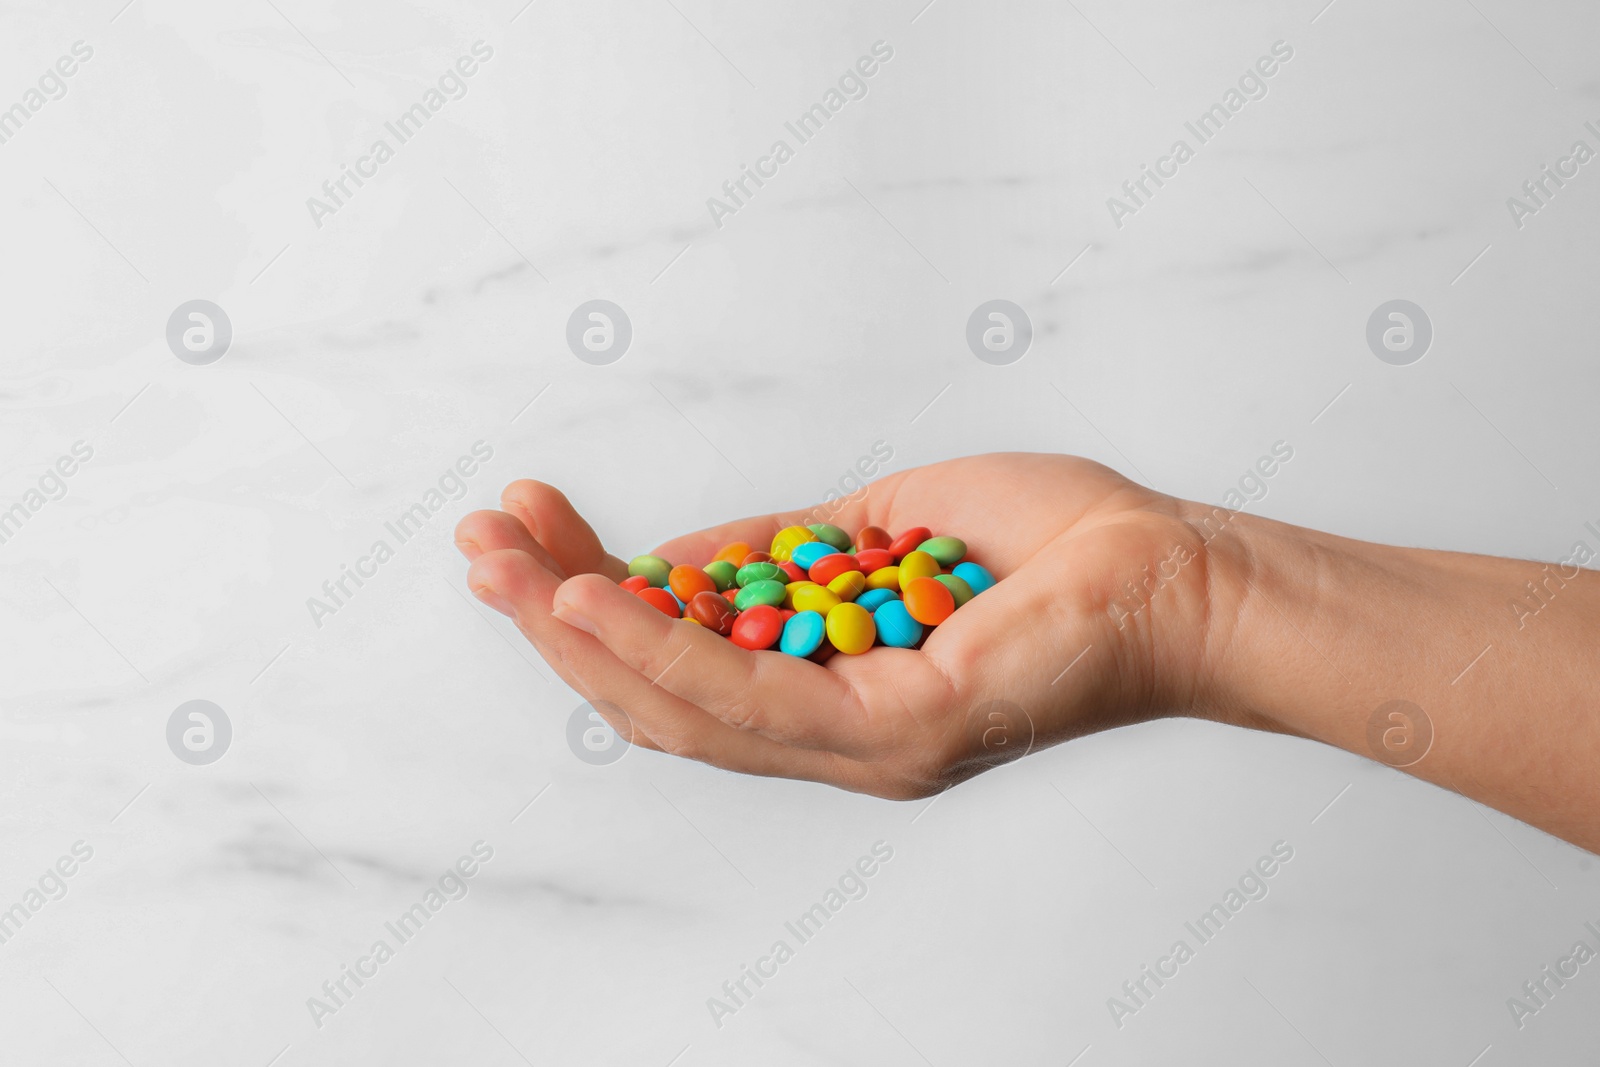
[552, 604, 599, 636]
[471, 583, 516, 619]
[455, 538, 480, 557]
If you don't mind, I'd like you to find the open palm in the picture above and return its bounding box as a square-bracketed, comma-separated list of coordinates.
[456, 453, 1217, 798]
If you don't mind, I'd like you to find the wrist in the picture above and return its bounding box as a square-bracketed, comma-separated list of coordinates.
[1179, 504, 1378, 739]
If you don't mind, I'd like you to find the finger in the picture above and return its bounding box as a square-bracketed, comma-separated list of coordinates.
[550, 572, 951, 759]
[455, 509, 567, 576]
[499, 480, 629, 582]
[471, 550, 850, 781]
[463, 546, 661, 749]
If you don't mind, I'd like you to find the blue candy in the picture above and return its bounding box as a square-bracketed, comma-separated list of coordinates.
[952, 561, 996, 595]
[779, 610, 827, 656]
[855, 588, 901, 613]
[873, 599, 922, 648]
[790, 541, 840, 570]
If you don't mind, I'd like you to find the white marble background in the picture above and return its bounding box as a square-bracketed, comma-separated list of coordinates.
[2, 0, 1598, 1063]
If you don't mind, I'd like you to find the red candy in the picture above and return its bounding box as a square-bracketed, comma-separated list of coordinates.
[731, 604, 782, 650]
[778, 560, 806, 583]
[852, 548, 894, 574]
[686, 590, 738, 635]
[856, 525, 892, 552]
[636, 587, 681, 618]
[888, 527, 933, 559]
[620, 575, 650, 593]
[740, 551, 775, 566]
[809, 553, 862, 586]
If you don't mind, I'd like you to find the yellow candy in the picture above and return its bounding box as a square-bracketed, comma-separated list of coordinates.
[770, 525, 818, 563]
[826, 602, 875, 654]
[681, 617, 703, 626]
[784, 580, 817, 609]
[866, 565, 900, 591]
[826, 570, 866, 602]
[897, 550, 940, 591]
[792, 584, 843, 616]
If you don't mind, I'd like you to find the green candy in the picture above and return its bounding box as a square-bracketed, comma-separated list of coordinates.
[703, 560, 738, 592]
[628, 554, 673, 588]
[808, 523, 852, 552]
[734, 579, 786, 611]
[934, 573, 975, 608]
[735, 561, 785, 587]
[917, 536, 967, 567]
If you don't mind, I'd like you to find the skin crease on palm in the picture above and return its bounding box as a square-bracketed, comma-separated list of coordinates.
[455, 452, 1600, 853]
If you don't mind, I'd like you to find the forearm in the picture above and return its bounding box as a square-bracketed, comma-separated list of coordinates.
[1195, 509, 1600, 853]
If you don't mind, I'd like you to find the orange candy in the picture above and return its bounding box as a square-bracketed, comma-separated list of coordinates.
[668, 564, 716, 603]
[636, 587, 682, 618]
[712, 542, 752, 565]
[856, 525, 892, 552]
[903, 576, 955, 625]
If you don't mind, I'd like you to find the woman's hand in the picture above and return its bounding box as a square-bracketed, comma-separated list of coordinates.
[454, 453, 1226, 799]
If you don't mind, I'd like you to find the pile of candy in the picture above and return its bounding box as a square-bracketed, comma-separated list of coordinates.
[620, 524, 996, 658]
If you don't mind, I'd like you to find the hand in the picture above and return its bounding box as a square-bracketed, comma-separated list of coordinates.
[454, 453, 1224, 799]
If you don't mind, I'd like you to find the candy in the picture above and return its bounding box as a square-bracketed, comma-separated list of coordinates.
[686, 590, 738, 635]
[770, 525, 817, 563]
[888, 527, 932, 558]
[731, 604, 783, 650]
[952, 561, 996, 594]
[855, 525, 892, 552]
[865, 565, 900, 591]
[809, 553, 862, 586]
[790, 541, 839, 570]
[825, 602, 875, 654]
[855, 588, 901, 613]
[792, 584, 842, 616]
[903, 576, 955, 625]
[736, 561, 785, 587]
[826, 570, 867, 602]
[808, 523, 852, 551]
[780, 610, 826, 656]
[873, 599, 923, 648]
[612, 522, 989, 656]
[669, 564, 716, 603]
[934, 573, 975, 608]
[636, 586, 681, 617]
[897, 550, 941, 589]
[703, 560, 738, 592]
[853, 548, 894, 574]
[628, 554, 672, 588]
[734, 579, 786, 611]
[917, 536, 966, 567]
